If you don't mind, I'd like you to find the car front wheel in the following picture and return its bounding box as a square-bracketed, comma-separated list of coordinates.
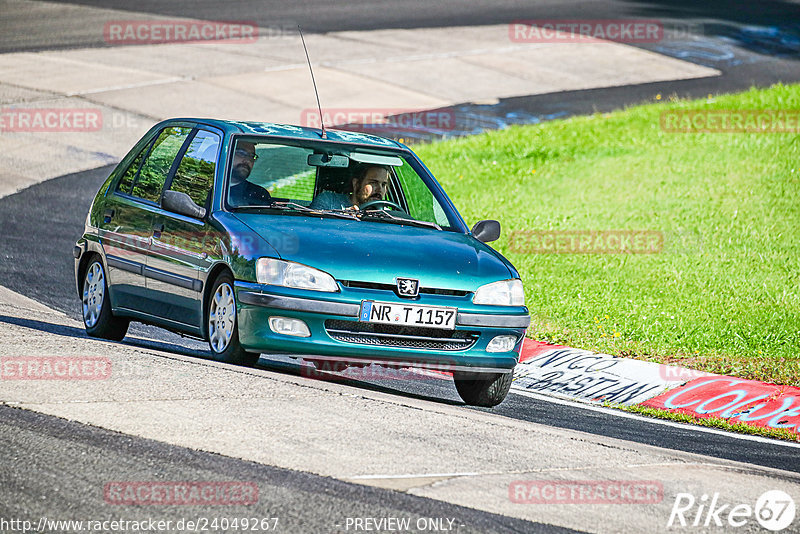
[207, 273, 260, 366]
[81, 257, 129, 341]
[453, 371, 513, 407]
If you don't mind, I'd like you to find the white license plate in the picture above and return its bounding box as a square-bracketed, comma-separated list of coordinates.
[359, 301, 457, 330]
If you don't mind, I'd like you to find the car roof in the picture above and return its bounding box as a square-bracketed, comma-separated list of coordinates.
[165, 118, 404, 150]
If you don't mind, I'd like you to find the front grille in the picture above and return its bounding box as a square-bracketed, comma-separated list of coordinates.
[325, 319, 479, 351]
[340, 280, 469, 297]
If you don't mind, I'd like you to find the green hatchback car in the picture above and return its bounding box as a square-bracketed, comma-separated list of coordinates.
[74, 118, 530, 406]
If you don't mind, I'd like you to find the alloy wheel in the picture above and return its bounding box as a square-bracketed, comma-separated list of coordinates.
[82, 262, 105, 328]
[209, 282, 236, 353]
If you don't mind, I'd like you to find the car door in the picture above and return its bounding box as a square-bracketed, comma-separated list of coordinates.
[102, 124, 193, 315]
[146, 127, 222, 329]
[99, 137, 157, 312]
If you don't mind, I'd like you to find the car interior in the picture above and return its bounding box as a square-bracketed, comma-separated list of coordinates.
[311, 164, 409, 212]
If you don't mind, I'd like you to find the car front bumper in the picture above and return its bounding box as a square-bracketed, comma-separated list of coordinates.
[235, 282, 529, 373]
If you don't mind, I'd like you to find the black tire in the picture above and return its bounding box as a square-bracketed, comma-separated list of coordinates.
[206, 272, 260, 366]
[453, 371, 513, 407]
[81, 256, 129, 341]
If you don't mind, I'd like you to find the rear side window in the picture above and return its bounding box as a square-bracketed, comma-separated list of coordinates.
[130, 126, 192, 202]
[170, 129, 220, 207]
[116, 142, 150, 194]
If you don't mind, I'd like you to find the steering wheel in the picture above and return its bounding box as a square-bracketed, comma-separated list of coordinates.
[359, 199, 406, 213]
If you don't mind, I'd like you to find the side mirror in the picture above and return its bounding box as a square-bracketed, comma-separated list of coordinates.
[471, 220, 501, 243]
[162, 190, 206, 220]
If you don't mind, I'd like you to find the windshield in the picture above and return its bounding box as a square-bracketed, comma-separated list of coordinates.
[225, 137, 461, 231]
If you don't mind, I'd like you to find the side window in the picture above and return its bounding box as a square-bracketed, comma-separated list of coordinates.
[395, 162, 454, 228]
[130, 126, 192, 202]
[170, 129, 220, 208]
[396, 164, 432, 220]
[116, 141, 150, 194]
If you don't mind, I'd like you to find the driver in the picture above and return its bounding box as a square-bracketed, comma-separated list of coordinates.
[310, 164, 389, 210]
[228, 141, 272, 207]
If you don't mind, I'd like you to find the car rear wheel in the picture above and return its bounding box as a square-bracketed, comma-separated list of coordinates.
[453, 371, 513, 407]
[81, 257, 129, 341]
[207, 273, 260, 366]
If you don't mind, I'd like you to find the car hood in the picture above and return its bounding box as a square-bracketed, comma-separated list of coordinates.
[232, 213, 513, 291]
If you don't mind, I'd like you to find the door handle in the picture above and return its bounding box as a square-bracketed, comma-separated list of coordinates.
[103, 209, 115, 223]
[153, 222, 165, 238]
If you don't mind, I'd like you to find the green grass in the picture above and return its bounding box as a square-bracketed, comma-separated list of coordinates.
[414, 83, 800, 387]
[617, 404, 800, 442]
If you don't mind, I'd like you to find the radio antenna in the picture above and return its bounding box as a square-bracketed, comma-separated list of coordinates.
[298, 25, 326, 139]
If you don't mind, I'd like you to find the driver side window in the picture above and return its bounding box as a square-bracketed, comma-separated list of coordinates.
[169, 129, 220, 209]
[129, 126, 192, 203]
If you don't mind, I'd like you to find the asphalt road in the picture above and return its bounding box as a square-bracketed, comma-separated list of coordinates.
[2, 2, 800, 530]
[3, 0, 799, 51]
[2, 0, 800, 139]
[0, 405, 571, 534]
[0, 165, 797, 476]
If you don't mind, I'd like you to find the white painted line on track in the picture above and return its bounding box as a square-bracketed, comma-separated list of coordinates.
[261, 44, 556, 72]
[510, 388, 800, 449]
[345, 462, 756, 482]
[348, 472, 480, 480]
[325, 45, 553, 66]
[65, 76, 184, 97]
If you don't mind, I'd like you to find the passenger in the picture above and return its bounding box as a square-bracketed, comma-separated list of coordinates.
[228, 141, 272, 206]
[310, 164, 390, 210]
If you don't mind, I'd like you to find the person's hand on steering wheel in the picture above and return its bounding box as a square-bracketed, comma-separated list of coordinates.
[358, 199, 406, 213]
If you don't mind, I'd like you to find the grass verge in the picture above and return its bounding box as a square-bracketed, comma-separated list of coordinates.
[617, 404, 800, 443]
[415, 83, 800, 387]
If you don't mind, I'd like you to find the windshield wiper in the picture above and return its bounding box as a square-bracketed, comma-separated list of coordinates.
[266, 201, 361, 220]
[357, 209, 442, 230]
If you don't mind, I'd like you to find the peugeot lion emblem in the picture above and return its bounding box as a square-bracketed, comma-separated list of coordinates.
[396, 278, 420, 298]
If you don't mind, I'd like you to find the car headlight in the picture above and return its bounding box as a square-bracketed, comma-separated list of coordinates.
[256, 258, 338, 292]
[473, 279, 525, 306]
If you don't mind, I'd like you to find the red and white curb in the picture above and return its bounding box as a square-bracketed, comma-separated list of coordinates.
[515, 339, 800, 437]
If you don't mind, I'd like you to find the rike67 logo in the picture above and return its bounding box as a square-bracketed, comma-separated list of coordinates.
[668, 490, 796, 531]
